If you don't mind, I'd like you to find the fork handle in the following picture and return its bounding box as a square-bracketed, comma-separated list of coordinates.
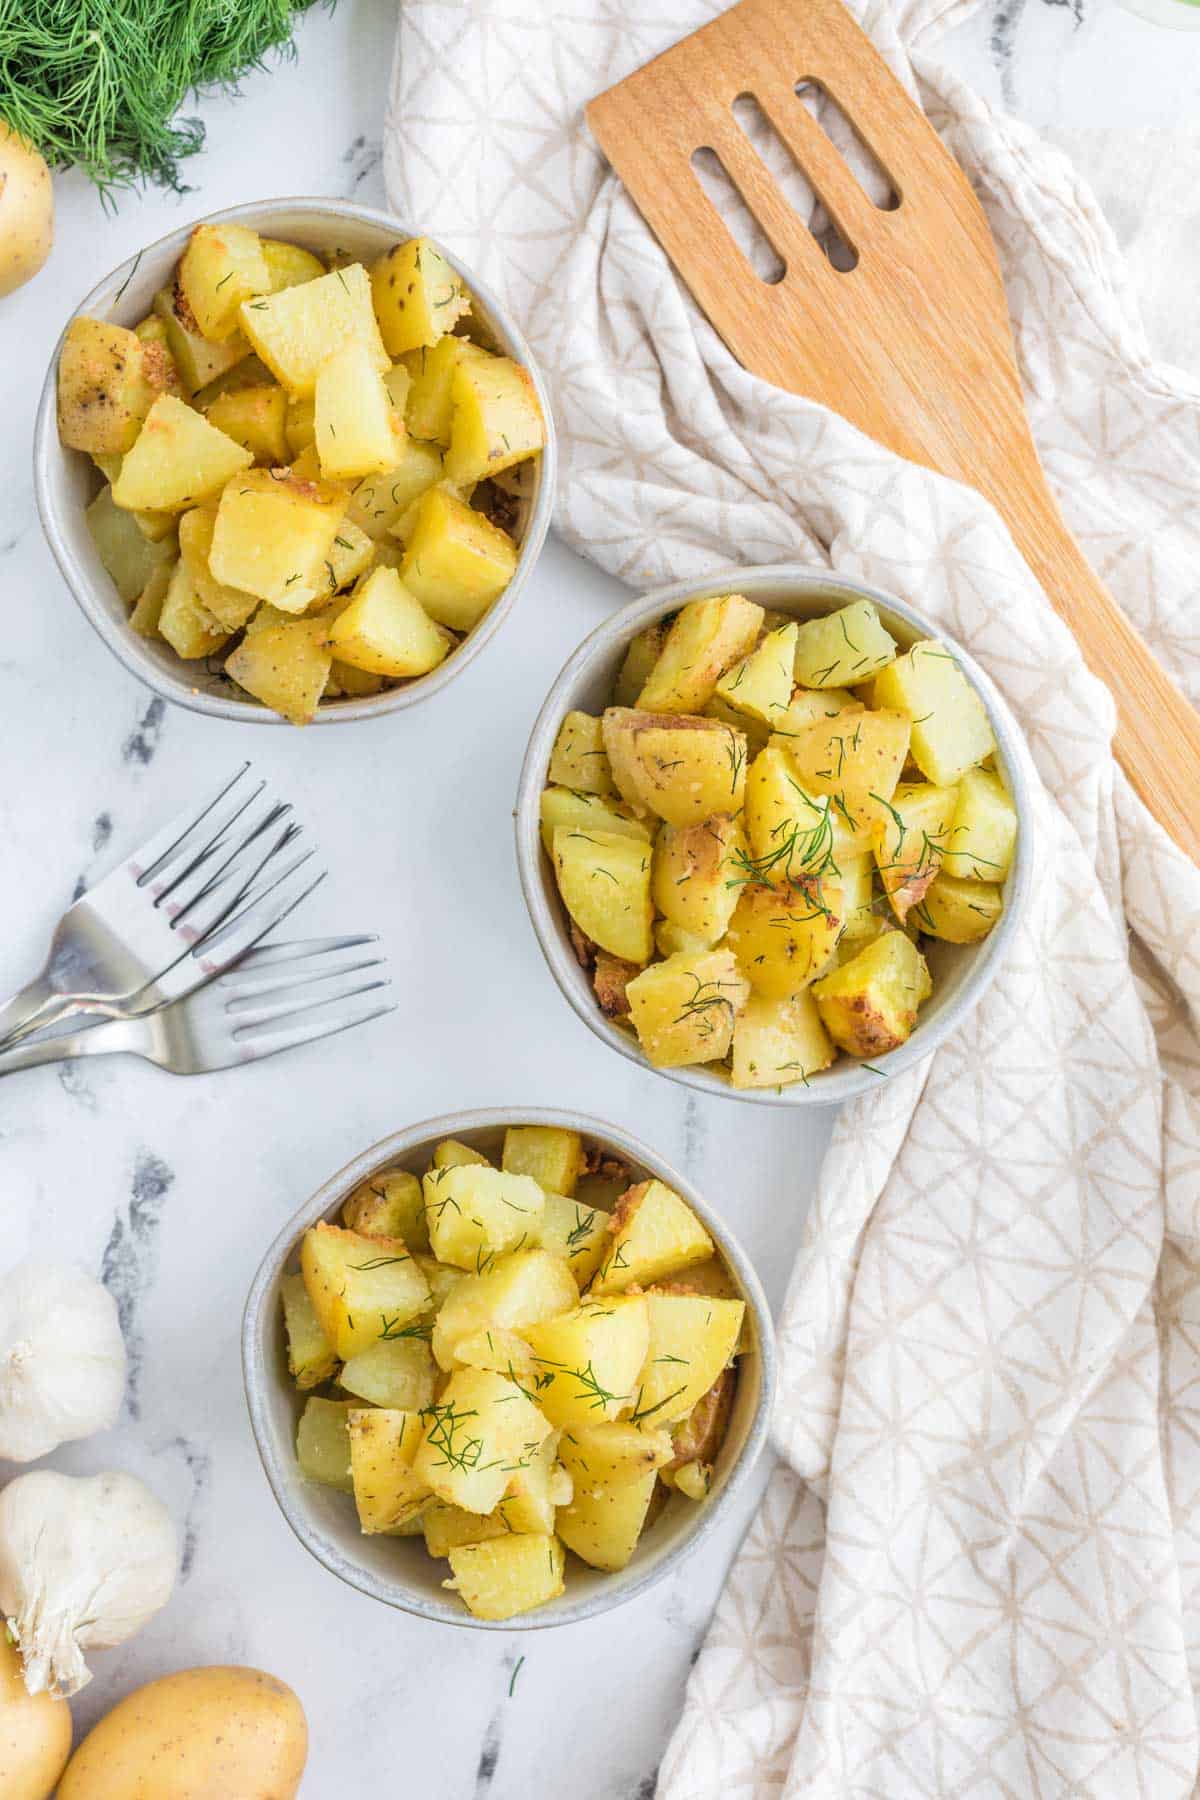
[0, 1016, 137, 1079]
[0, 976, 65, 1050]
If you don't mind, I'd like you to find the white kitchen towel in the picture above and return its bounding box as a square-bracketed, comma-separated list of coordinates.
[384, 4, 1200, 1793]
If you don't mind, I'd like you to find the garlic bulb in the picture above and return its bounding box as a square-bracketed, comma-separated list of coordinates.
[0, 1261, 126, 1462]
[0, 1469, 177, 1696]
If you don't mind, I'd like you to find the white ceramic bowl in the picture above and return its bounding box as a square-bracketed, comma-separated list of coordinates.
[241, 1109, 775, 1629]
[33, 198, 557, 725]
[516, 566, 1033, 1107]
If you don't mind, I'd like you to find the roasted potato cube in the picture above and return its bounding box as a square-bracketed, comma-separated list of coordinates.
[240, 262, 388, 396]
[443, 352, 545, 485]
[538, 787, 650, 856]
[180, 223, 270, 341]
[726, 877, 844, 997]
[433, 1139, 491, 1170]
[157, 560, 230, 660]
[414, 1255, 469, 1311]
[446, 1532, 565, 1620]
[86, 485, 176, 603]
[58, 317, 163, 454]
[400, 486, 517, 630]
[625, 947, 749, 1069]
[371, 237, 471, 356]
[942, 767, 1017, 881]
[261, 238, 326, 292]
[346, 440, 443, 538]
[153, 281, 251, 394]
[502, 1125, 585, 1196]
[402, 336, 489, 444]
[202, 385, 290, 467]
[519, 1295, 650, 1429]
[414, 1368, 552, 1514]
[284, 393, 316, 457]
[327, 566, 449, 678]
[422, 1500, 510, 1558]
[281, 1272, 337, 1390]
[655, 921, 711, 958]
[296, 1397, 356, 1492]
[781, 708, 911, 842]
[348, 1408, 430, 1533]
[872, 781, 958, 922]
[431, 1249, 578, 1371]
[773, 686, 863, 732]
[497, 1433, 571, 1534]
[131, 313, 185, 396]
[872, 639, 995, 785]
[558, 1421, 673, 1490]
[613, 620, 669, 707]
[744, 746, 863, 880]
[421, 1167, 546, 1271]
[665, 1364, 738, 1476]
[129, 560, 174, 637]
[792, 599, 896, 688]
[536, 1194, 611, 1289]
[631, 1293, 744, 1426]
[111, 395, 252, 513]
[556, 1468, 657, 1572]
[840, 852, 878, 941]
[454, 1327, 538, 1383]
[340, 1335, 436, 1411]
[209, 467, 349, 608]
[548, 711, 616, 796]
[314, 337, 402, 480]
[552, 827, 653, 965]
[299, 1221, 430, 1359]
[711, 623, 798, 727]
[342, 1170, 428, 1251]
[636, 594, 764, 712]
[591, 1179, 713, 1296]
[225, 616, 333, 724]
[190, 352, 275, 408]
[177, 506, 259, 631]
[731, 987, 837, 1088]
[651, 813, 745, 947]
[812, 929, 932, 1057]
[915, 872, 1004, 943]
[602, 709, 748, 827]
[323, 521, 375, 593]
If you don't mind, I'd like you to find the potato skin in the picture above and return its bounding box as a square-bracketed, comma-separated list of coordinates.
[0, 125, 53, 298]
[57, 1666, 306, 1799]
[0, 1632, 72, 1800]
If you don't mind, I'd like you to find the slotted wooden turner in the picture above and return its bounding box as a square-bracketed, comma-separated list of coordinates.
[587, 0, 1200, 863]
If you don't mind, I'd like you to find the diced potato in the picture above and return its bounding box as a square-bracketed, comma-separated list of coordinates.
[636, 595, 764, 713]
[774, 686, 863, 732]
[602, 709, 747, 828]
[519, 1295, 651, 1428]
[556, 1468, 657, 1572]
[414, 1255, 469, 1311]
[384, 364, 412, 411]
[129, 560, 174, 637]
[346, 441, 443, 539]
[943, 767, 1017, 882]
[872, 781, 958, 923]
[792, 599, 897, 688]
[190, 352, 275, 407]
[86, 485, 176, 602]
[225, 616, 333, 725]
[915, 873, 1004, 943]
[548, 711, 615, 796]
[711, 623, 798, 728]
[591, 1179, 713, 1296]
[153, 281, 251, 394]
[177, 506, 258, 631]
[501, 1125, 585, 1197]
[812, 930, 932, 1057]
[157, 561, 230, 660]
[400, 486, 517, 631]
[781, 709, 911, 846]
[840, 852, 878, 941]
[873, 640, 995, 785]
[340, 1334, 436, 1410]
[314, 337, 402, 480]
[130, 313, 185, 397]
[625, 947, 749, 1069]
[446, 1532, 565, 1621]
[281, 1272, 337, 1389]
[261, 238, 326, 292]
[631, 1293, 744, 1426]
[285, 393, 316, 457]
[342, 1170, 428, 1251]
[552, 827, 653, 965]
[179, 222, 270, 341]
[538, 787, 650, 856]
[348, 1408, 430, 1533]
[432, 1249, 579, 1371]
[111, 395, 253, 512]
[423, 1500, 510, 1558]
[655, 921, 711, 959]
[455, 1326, 537, 1383]
[299, 1221, 430, 1359]
[497, 1433, 570, 1534]
[433, 1139, 491, 1170]
[614, 620, 669, 708]
[323, 520, 375, 593]
[743, 747, 859, 882]
[209, 467, 349, 608]
[730, 987, 837, 1089]
[402, 336, 489, 444]
[296, 1397, 356, 1491]
[240, 263, 389, 396]
[652, 813, 745, 948]
[414, 1368, 552, 1514]
[202, 385, 290, 466]
[371, 237, 471, 356]
[327, 566, 449, 679]
[726, 877, 844, 998]
[558, 1421, 673, 1490]
[422, 1167, 546, 1272]
[443, 352, 545, 485]
[57, 317, 162, 454]
[536, 1194, 611, 1289]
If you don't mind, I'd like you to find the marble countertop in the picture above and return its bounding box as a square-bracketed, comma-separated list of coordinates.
[0, 2, 1193, 1793]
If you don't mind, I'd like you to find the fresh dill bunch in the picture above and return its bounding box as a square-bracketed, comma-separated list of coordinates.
[0, 0, 329, 198]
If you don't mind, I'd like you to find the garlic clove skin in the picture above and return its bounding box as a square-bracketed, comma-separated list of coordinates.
[0, 1470, 177, 1697]
[0, 1262, 126, 1462]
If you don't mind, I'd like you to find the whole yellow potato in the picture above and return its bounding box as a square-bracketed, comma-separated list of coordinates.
[0, 124, 53, 298]
[58, 1665, 307, 1799]
[0, 1629, 73, 1800]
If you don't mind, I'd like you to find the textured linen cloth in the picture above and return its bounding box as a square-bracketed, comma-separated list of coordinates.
[384, 5, 1200, 1792]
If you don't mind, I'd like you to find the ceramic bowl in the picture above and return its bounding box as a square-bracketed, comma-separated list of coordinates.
[33, 198, 556, 725]
[515, 565, 1033, 1107]
[241, 1108, 775, 1629]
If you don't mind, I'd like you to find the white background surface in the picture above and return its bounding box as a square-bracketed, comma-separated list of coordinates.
[0, 3, 1194, 1793]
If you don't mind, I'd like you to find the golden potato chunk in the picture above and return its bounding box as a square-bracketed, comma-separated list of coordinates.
[558, 1421, 673, 1490]
[501, 1125, 585, 1196]
[731, 988, 837, 1089]
[781, 709, 911, 842]
[225, 616, 332, 724]
[812, 930, 932, 1058]
[414, 1368, 552, 1514]
[177, 506, 258, 631]
[209, 468, 349, 609]
[915, 873, 1004, 943]
[519, 1295, 650, 1428]
[86, 485, 176, 603]
[711, 623, 798, 728]
[791, 599, 897, 688]
[726, 877, 844, 998]
[281, 1272, 337, 1390]
[261, 238, 325, 292]
[636, 594, 764, 713]
[614, 620, 669, 707]
[447, 1533, 565, 1621]
[497, 1434, 571, 1534]
[346, 440, 443, 539]
[371, 237, 472, 356]
[156, 560, 229, 660]
[743, 746, 860, 881]
[839, 852, 878, 941]
[651, 814, 745, 947]
[402, 336, 489, 444]
[240, 262, 388, 397]
[773, 686, 863, 732]
[340, 1335, 436, 1410]
[625, 947, 749, 1069]
[942, 767, 1017, 882]
[342, 1169, 428, 1251]
[202, 384, 290, 467]
[443, 352, 545, 485]
[630, 1293, 744, 1427]
[590, 1179, 713, 1297]
[296, 1397, 356, 1491]
[314, 337, 402, 480]
[58, 317, 162, 454]
[602, 709, 747, 828]
[872, 781, 958, 923]
[423, 1500, 510, 1559]
[327, 566, 449, 679]
[552, 827, 653, 965]
[111, 395, 252, 513]
[400, 486, 517, 630]
[348, 1408, 430, 1533]
[422, 1167, 545, 1272]
[129, 561, 174, 637]
[153, 281, 251, 394]
[299, 1221, 430, 1359]
[872, 639, 995, 785]
[556, 1468, 657, 1572]
[179, 222, 270, 343]
[537, 1194, 611, 1289]
[539, 788, 650, 856]
[548, 711, 616, 796]
[431, 1249, 578, 1371]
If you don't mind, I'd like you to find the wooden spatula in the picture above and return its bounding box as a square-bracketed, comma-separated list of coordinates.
[587, 0, 1200, 864]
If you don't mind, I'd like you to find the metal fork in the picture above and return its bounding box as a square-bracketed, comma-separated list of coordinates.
[0, 766, 323, 1049]
[0, 939, 393, 1079]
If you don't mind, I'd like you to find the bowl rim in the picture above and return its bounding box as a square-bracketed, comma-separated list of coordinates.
[32, 196, 558, 726]
[241, 1106, 777, 1630]
[515, 563, 1034, 1107]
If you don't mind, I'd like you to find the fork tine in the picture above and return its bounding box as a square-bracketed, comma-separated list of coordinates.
[174, 830, 314, 948]
[220, 945, 385, 1000]
[155, 797, 294, 913]
[231, 935, 380, 975]
[166, 811, 301, 929]
[130, 764, 253, 887]
[189, 867, 327, 973]
[226, 967, 389, 1030]
[233, 990, 396, 1064]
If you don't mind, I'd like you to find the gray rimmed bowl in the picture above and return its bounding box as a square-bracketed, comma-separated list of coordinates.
[33, 198, 557, 725]
[241, 1108, 775, 1629]
[516, 566, 1033, 1108]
